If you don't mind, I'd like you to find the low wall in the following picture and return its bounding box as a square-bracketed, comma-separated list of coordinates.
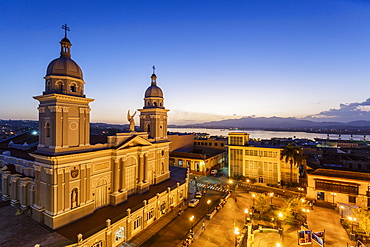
[65, 181, 188, 247]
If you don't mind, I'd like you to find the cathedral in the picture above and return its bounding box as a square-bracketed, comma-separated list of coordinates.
[0, 32, 172, 230]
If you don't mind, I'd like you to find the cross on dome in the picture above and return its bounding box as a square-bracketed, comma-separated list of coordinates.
[61, 24, 70, 38]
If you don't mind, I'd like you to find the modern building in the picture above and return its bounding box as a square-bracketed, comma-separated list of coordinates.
[306, 168, 370, 212]
[0, 33, 175, 230]
[228, 132, 299, 185]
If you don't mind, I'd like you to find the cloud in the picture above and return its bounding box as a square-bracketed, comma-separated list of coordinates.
[302, 98, 370, 122]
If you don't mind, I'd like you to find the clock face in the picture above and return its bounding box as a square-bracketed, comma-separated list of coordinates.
[71, 168, 79, 178]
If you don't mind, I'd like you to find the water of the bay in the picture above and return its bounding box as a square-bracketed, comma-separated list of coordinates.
[168, 127, 367, 141]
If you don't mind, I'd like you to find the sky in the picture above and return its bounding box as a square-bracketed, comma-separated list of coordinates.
[1, 0, 370, 125]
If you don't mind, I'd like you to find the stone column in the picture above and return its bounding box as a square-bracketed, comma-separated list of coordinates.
[120, 159, 126, 191]
[33, 165, 43, 208]
[44, 168, 55, 215]
[138, 154, 143, 183]
[113, 158, 119, 193]
[1, 171, 11, 201]
[79, 108, 85, 147]
[62, 106, 69, 148]
[19, 178, 31, 210]
[85, 108, 91, 145]
[64, 167, 70, 211]
[144, 153, 148, 183]
[38, 107, 46, 147]
[57, 169, 64, 213]
[86, 164, 92, 202]
[80, 165, 86, 204]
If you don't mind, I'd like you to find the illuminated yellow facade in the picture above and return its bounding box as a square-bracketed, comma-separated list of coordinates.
[0, 35, 173, 230]
[228, 133, 298, 185]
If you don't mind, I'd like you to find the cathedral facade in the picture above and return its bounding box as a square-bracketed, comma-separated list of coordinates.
[0, 34, 171, 229]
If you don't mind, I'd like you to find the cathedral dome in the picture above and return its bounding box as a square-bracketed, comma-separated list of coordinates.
[45, 37, 83, 80]
[144, 73, 163, 98]
[46, 57, 83, 79]
[145, 84, 163, 98]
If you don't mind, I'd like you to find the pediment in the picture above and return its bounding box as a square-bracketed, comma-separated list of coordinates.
[116, 135, 152, 150]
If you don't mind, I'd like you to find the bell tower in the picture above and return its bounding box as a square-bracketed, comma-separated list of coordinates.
[138, 67, 169, 141]
[34, 26, 94, 154]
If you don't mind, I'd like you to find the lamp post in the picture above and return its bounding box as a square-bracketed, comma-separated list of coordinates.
[269, 192, 274, 205]
[348, 217, 357, 234]
[234, 227, 240, 247]
[278, 212, 284, 237]
[252, 193, 256, 207]
[190, 215, 194, 233]
[330, 192, 337, 205]
[340, 205, 344, 218]
[301, 208, 310, 224]
[244, 208, 249, 224]
[207, 200, 211, 214]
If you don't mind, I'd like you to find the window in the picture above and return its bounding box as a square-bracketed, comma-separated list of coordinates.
[215, 143, 218, 146]
[69, 83, 77, 93]
[91, 241, 103, 247]
[115, 227, 125, 242]
[349, 196, 356, 204]
[134, 216, 142, 230]
[45, 122, 50, 137]
[147, 208, 154, 220]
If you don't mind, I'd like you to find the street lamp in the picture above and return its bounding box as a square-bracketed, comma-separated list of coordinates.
[330, 192, 337, 205]
[269, 192, 274, 205]
[340, 205, 344, 218]
[278, 212, 284, 237]
[190, 215, 194, 233]
[207, 200, 211, 214]
[252, 193, 256, 206]
[234, 227, 240, 247]
[302, 208, 310, 224]
[244, 208, 249, 224]
[348, 217, 357, 234]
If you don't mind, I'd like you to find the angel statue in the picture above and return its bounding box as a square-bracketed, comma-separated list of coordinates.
[127, 110, 137, 132]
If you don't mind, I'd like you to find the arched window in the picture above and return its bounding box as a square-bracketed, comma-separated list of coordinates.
[70, 82, 77, 92]
[153, 102, 157, 107]
[147, 124, 150, 133]
[45, 122, 50, 137]
[46, 80, 51, 91]
[147, 101, 150, 106]
[56, 80, 64, 92]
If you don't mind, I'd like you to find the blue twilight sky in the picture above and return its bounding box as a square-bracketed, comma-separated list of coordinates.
[1, 0, 370, 125]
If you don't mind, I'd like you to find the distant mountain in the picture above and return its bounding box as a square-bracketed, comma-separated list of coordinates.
[183, 117, 370, 130]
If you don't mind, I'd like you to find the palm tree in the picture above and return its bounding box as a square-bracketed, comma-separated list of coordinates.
[280, 143, 305, 184]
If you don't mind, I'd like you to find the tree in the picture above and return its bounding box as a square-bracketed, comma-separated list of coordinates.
[280, 196, 308, 225]
[280, 143, 305, 184]
[352, 208, 370, 236]
[253, 193, 271, 215]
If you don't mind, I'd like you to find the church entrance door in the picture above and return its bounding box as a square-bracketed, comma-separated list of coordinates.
[94, 178, 108, 209]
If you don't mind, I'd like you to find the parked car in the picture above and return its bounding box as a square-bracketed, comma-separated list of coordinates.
[195, 191, 202, 198]
[188, 199, 200, 207]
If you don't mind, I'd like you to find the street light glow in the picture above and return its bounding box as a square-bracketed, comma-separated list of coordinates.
[234, 227, 240, 235]
[245, 208, 249, 214]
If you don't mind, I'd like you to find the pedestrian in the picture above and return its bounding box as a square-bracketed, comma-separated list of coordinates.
[235, 197, 237, 203]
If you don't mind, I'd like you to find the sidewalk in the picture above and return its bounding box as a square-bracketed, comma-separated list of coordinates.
[191, 192, 246, 247]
